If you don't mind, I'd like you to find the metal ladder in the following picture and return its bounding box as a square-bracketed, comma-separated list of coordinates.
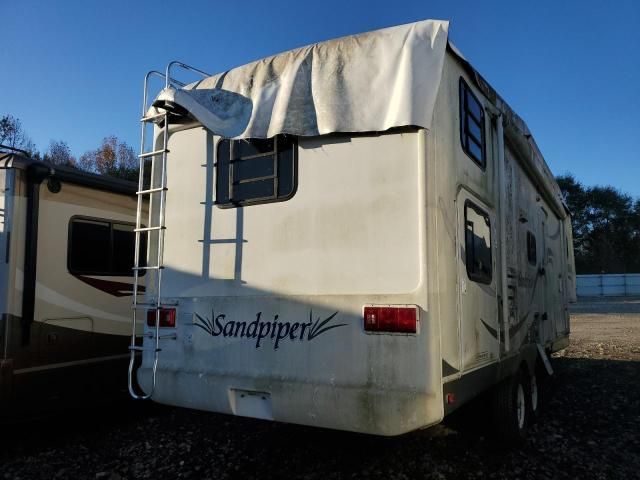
[128, 61, 210, 400]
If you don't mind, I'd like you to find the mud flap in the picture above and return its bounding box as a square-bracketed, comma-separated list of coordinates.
[536, 344, 553, 376]
[0, 359, 13, 406]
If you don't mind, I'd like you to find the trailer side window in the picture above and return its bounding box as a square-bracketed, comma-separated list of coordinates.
[68, 218, 146, 276]
[216, 135, 297, 208]
[464, 202, 492, 284]
[527, 231, 537, 266]
[459, 78, 486, 169]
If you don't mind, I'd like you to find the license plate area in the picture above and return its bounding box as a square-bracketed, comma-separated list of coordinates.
[228, 388, 273, 420]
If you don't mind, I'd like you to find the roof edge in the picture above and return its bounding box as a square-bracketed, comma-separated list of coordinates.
[0, 152, 137, 196]
[446, 42, 567, 219]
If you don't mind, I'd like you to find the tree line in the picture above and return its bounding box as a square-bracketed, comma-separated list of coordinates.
[557, 175, 640, 274]
[1, 114, 137, 181]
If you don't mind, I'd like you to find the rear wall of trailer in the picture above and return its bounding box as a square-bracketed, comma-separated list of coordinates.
[161, 127, 424, 298]
[140, 123, 449, 435]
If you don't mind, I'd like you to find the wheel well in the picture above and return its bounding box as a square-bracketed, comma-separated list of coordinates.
[519, 361, 530, 378]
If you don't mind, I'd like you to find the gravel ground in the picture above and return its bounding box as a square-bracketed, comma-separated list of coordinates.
[2, 298, 639, 480]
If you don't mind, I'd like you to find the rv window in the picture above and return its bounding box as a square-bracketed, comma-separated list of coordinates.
[464, 202, 492, 284]
[112, 223, 138, 275]
[216, 135, 297, 207]
[459, 78, 486, 169]
[527, 231, 537, 266]
[68, 218, 146, 276]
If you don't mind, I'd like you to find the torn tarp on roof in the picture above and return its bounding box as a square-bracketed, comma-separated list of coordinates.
[148, 19, 450, 139]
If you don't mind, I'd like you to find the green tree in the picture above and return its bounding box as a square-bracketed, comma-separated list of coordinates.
[557, 174, 640, 274]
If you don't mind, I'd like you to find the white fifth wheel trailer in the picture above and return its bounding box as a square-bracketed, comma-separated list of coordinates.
[130, 20, 576, 440]
[0, 148, 144, 414]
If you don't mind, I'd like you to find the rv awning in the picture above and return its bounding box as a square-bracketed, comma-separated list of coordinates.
[149, 19, 449, 139]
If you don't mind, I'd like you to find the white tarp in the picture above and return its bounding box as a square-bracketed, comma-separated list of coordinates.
[151, 20, 449, 139]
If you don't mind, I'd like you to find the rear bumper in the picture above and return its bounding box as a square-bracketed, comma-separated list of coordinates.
[139, 367, 442, 436]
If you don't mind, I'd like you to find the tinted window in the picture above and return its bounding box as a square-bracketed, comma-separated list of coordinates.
[460, 78, 486, 168]
[216, 135, 297, 207]
[68, 218, 145, 276]
[236, 137, 274, 157]
[69, 219, 111, 274]
[465, 202, 492, 284]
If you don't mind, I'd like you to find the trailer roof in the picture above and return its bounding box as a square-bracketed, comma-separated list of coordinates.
[149, 19, 567, 218]
[446, 46, 569, 218]
[0, 151, 137, 196]
[151, 19, 449, 139]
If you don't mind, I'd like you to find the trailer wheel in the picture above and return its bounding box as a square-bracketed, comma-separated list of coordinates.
[526, 370, 540, 422]
[530, 361, 551, 421]
[492, 371, 528, 443]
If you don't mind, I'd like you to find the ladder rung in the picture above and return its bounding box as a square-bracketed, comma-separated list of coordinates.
[139, 149, 169, 159]
[144, 333, 178, 340]
[133, 302, 157, 308]
[135, 333, 177, 339]
[129, 346, 162, 353]
[137, 186, 167, 195]
[135, 226, 165, 232]
[141, 112, 168, 122]
[132, 304, 152, 309]
[133, 301, 179, 309]
[133, 265, 164, 271]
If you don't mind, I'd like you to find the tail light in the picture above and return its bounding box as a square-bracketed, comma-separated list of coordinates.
[147, 308, 176, 328]
[363, 305, 418, 334]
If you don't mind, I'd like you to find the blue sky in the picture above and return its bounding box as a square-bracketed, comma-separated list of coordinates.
[1, 0, 639, 196]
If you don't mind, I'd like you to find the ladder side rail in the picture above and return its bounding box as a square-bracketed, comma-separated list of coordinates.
[165, 61, 210, 89]
[129, 70, 168, 400]
[133, 72, 161, 303]
[127, 148, 146, 396]
[149, 118, 171, 397]
[129, 62, 211, 400]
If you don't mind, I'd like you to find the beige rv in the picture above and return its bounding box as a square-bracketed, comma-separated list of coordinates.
[130, 19, 576, 440]
[0, 149, 143, 413]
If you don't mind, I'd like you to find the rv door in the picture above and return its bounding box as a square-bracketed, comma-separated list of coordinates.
[457, 190, 499, 371]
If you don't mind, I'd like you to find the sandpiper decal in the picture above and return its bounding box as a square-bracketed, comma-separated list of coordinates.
[194, 310, 346, 350]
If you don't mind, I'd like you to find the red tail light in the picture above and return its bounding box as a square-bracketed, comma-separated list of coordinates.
[147, 308, 176, 328]
[363, 305, 418, 334]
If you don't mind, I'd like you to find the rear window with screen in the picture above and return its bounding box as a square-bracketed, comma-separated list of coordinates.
[216, 135, 297, 207]
[459, 78, 486, 168]
[68, 217, 146, 276]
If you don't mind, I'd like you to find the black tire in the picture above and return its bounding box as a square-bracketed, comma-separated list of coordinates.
[491, 371, 528, 444]
[532, 361, 551, 420]
[525, 368, 540, 423]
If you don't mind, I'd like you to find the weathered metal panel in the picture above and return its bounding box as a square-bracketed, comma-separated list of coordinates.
[577, 274, 640, 296]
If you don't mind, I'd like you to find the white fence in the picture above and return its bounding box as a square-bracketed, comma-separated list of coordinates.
[576, 274, 640, 297]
